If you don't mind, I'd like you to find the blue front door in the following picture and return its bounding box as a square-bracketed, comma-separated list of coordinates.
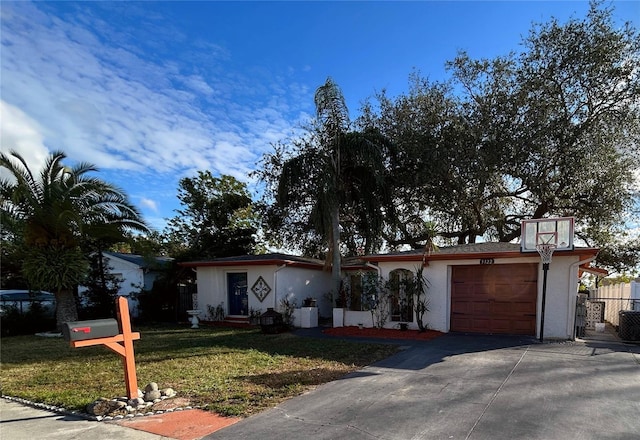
[228, 272, 248, 316]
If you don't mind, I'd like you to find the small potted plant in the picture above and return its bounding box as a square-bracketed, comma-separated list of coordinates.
[248, 307, 262, 326]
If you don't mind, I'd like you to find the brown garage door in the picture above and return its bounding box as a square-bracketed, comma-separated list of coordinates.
[451, 264, 538, 335]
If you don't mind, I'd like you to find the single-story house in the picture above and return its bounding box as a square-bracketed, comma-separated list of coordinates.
[79, 251, 173, 317]
[180, 253, 333, 320]
[182, 242, 601, 340]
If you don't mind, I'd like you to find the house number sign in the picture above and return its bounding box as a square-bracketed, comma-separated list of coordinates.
[480, 258, 494, 265]
[251, 276, 271, 302]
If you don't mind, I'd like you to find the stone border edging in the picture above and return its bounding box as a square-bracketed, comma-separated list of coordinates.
[1, 394, 201, 422]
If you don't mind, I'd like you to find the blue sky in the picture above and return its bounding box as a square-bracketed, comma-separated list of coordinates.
[1, 1, 638, 232]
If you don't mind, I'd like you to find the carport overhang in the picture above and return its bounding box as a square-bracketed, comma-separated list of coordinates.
[578, 264, 608, 277]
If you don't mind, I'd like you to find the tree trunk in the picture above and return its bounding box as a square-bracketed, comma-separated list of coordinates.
[330, 206, 341, 301]
[98, 250, 107, 291]
[55, 289, 78, 332]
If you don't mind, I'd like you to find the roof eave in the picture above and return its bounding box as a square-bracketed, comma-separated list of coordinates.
[363, 247, 600, 263]
[178, 259, 324, 270]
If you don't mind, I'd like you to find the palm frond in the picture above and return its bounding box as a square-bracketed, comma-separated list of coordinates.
[314, 77, 350, 134]
[2, 150, 149, 247]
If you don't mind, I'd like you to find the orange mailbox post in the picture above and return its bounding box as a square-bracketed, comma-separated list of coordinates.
[64, 297, 141, 399]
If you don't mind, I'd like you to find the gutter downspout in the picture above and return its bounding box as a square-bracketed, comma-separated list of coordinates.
[365, 262, 382, 278]
[568, 255, 597, 340]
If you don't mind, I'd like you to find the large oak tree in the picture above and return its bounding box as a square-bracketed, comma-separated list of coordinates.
[358, 2, 639, 271]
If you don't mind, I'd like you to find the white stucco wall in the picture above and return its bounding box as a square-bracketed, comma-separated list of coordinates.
[193, 266, 221, 315]
[195, 265, 274, 317]
[195, 265, 332, 319]
[275, 267, 333, 317]
[376, 254, 583, 339]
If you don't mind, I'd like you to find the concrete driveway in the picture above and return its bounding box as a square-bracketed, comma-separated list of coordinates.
[206, 333, 640, 440]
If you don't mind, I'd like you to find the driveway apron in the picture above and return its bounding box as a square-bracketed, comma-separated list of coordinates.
[205, 334, 640, 440]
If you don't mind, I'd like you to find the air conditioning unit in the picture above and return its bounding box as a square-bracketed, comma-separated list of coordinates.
[618, 310, 640, 341]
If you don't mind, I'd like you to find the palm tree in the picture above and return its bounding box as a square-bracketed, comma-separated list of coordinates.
[313, 78, 349, 298]
[274, 78, 391, 301]
[274, 78, 350, 300]
[0, 150, 148, 329]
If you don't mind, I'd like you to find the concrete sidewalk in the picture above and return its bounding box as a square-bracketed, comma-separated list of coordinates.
[206, 334, 640, 440]
[0, 398, 171, 440]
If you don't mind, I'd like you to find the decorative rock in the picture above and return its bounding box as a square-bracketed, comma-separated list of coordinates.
[161, 388, 176, 397]
[144, 382, 159, 393]
[153, 398, 161, 403]
[128, 397, 145, 407]
[86, 399, 125, 416]
[144, 390, 162, 401]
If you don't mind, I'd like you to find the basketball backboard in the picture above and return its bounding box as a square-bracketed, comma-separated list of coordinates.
[521, 217, 574, 252]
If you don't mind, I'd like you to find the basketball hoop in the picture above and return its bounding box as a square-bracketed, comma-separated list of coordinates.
[536, 243, 556, 265]
[536, 242, 556, 343]
[521, 217, 575, 343]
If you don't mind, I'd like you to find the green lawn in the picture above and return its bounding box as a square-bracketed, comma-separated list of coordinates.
[0, 325, 399, 417]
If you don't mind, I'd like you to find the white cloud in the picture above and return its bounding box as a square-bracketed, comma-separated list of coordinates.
[0, 1, 312, 184]
[139, 198, 159, 213]
[0, 100, 49, 179]
[181, 75, 216, 96]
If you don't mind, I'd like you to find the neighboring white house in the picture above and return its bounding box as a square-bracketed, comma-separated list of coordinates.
[182, 243, 601, 340]
[79, 251, 173, 317]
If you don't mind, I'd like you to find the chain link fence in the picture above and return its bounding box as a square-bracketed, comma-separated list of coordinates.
[576, 291, 640, 341]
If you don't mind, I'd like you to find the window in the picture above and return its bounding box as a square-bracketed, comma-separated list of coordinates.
[389, 269, 413, 322]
